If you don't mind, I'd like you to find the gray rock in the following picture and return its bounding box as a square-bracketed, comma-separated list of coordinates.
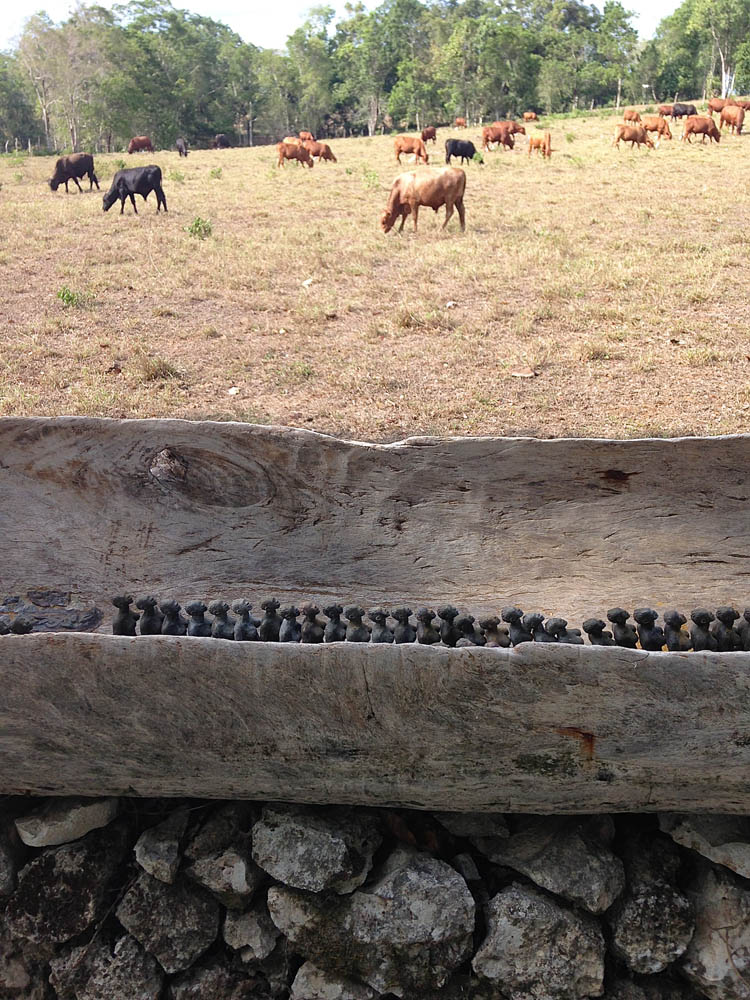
[184, 803, 254, 860]
[168, 957, 262, 998]
[659, 814, 750, 879]
[680, 864, 750, 1000]
[0, 817, 24, 895]
[134, 807, 189, 883]
[185, 845, 265, 908]
[252, 804, 382, 894]
[452, 852, 481, 883]
[49, 935, 164, 1000]
[0, 930, 49, 999]
[268, 845, 475, 997]
[291, 962, 378, 1000]
[481, 816, 625, 914]
[116, 872, 220, 974]
[223, 898, 280, 961]
[472, 882, 605, 1000]
[15, 797, 119, 847]
[605, 982, 649, 1000]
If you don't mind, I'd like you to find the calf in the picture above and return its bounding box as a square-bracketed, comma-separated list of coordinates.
[128, 135, 154, 154]
[421, 126, 437, 144]
[720, 104, 745, 134]
[623, 108, 642, 125]
[612, 124, 655, 149]
[528, 132, 552, 158]
[48, 152, 99, 193]
[380, 166, 466, 234]
[671, 102, 697, 120]
[102, 165, 167, 214]
[523, 111, 538, 121]
[394, 135, 429, 164]
[176, 137, 188, 157]
[445, 138, 481, 164]
[707, 97, 736, 116]
[277, 141, 314, 167]
[642, 115, 672, 139]
[455, 117, 467, 128]
[303, 139, 337, 162]
[658, 104, 673, 117]
[212, 133, 231, 148]
[682, 115, 720, 144]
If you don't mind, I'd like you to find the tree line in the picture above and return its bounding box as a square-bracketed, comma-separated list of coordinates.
[1, 0, 749, 153]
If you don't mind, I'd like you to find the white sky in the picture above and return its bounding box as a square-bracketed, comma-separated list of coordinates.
[1, 0, 679, 54]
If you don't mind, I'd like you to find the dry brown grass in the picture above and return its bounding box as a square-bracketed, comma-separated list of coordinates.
[1, 115, 750, 440]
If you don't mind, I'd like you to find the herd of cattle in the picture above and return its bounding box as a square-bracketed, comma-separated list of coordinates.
[613, 97, 748, 149]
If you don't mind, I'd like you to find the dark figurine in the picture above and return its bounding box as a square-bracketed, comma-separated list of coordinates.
[582, 618, 615, 646]
[344, 606, 370, 642]
[633, 607, 665, 651]
[300, 603, 325, 644]
[523, 612, 546, 641]
[185, 601, 212, 638]
[209, 600, 235, 640]
[478, 616, 511, 648]
[232, 600, 259, 641]
[112, 595, 139, 636]
[536, 617, 561, 642]
[9, 616, 33, 635]
[323, 603, 347, 644]
[663, 610, 691, 652]
[455, 613, 481, 646]
[690, 608, 718, 652]
[607, 608, 638, 649]
[416, 607, 440, 645]
[259, 598, 282, 642]
[279, 606, 301, 643]
[136, 596, 163, 636]
[712, 606, 741, 652]
[501, 606, 533, 645]
[368, 609, 394, 643]
[160, 599, 187, 636]
[0, 618, 9, 636]
[737, 609, 750, 652]
[392, 607, 416, 644]
[558, 619, 584, 644]
[437, 605, 461, 647]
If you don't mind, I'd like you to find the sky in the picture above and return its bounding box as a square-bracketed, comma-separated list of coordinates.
[1, 0, 679, 54]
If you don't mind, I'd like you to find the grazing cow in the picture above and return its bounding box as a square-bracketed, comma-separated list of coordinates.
[102, 165, 167, 214]
[720, 104, 745, 134]
[735, 99, 750, 111]
[671, 102, 697, 120]
[528, 132, 552, 158]
[176, 137, 188, 157]
[299, 130, 315, 141]
[523, 111, 538, 121]
[394, 135, 429, 164]
[642, 115, 672, 139]
[707, 97, 737, 116]
[48, 153, 99, 193]
[611, 124, 655, 150]
[492, 120, 525, 135]
[682, 115, 721, 143]
[623, 108, 642, 125]
[658, 104, 673, 117]
[445, 138, 481, 164]
[303, 139, 337, 162]
[212, 133, 231, 148]
[421, 126, 437, 144]
[380, 166, 466, 234]
[482, 125, 514, 151]
[277, 141, 314, 167]
[128, 135, 154, 154]
[455, 117, 467, 128]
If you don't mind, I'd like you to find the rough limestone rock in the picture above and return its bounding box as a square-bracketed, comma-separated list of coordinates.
[659, 815, 750, 879]
[252, 805, 382, 895]
[49, 934, 164, 1000]
[0, 816, 24, 895]
[608, 835, 694, 974]
[134, 807, 189, 883]
[14, 797, 119, 847]
[116, 872, 220, 974]
[481, 816, 625, 914]
[472, 883, 605, 1000]
[680, 864, 750, 1000]
[5, 822, 129, 944]
[185, 846, 264, 908]
[185, 803, 255, 860]
[268, 845, 475, 996]
[291, 962, 378, 1000]
[223, 899, 280, 961]
[0, 930, 49, 999]
[168, 957, 260, 999]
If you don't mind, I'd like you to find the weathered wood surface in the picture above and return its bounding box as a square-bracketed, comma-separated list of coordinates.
[1, 634, 749, 811]
[2, 417, 750, 620]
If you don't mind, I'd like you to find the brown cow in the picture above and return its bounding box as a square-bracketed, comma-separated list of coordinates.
[128, 135, 154, 154]
[49, 152, 99, 193]
[421, 126, 437, 143]
[612, 124, 655, 150]
[523, 111, 538, 121]
[283, 136, 301, 145]
[735, 99, 750, 111]
[528, 132, 552, 159]
[303, 139, 337, 162]
[277, 141, 314, 167]
[212, 133, 231, 148]
[394, 135, 429, 164]
[657, 104, 673, 117]
[492, 120, 525, 135]
[623, 108, 642, 125]
[482, 125, 514, 151]
[707, 97, 737, 116]
[720, 104, 745, 134]
[642, 115, 672, 139]
[380, 166, 466, 234]
[299, 130, 315, 141]
[682, 116, 720, 144]
[455, 117, 467, 128]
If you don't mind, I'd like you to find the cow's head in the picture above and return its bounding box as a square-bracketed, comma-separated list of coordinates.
[49, 178, 60, 191]
[102, 187, 118, 212]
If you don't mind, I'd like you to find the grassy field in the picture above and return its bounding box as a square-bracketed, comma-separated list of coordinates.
[1, 109, 749, 441]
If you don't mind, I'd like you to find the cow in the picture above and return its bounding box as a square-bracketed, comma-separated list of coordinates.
[735, 99, 750, 111]
[303, 139, 337, 162]
[482, 125, 514, 151]
[283, 136, 302, 145]
[128, 135, 154, 154]
[380, 166, 466, 234]
[48, 153, 99, 193]
[657, 104, 673, 117]
[707, 97, 737, 116]
[421, 126, 437, 144]
[681, 115, 720, 144]
[176, 137, 188, 157]
[277, 141, 314, 167]
[299, 130, 315, 141]
[528, 132, 552, 158]
[523, 111, 538, 121]
[212, 133, 231, 148]
[642, 115, 672, 139]
[611, 124, 655, 150]
[623, 108, 642, 125]
[492, 120, 525, 135]
[455, 117, 467, 128]
[720, 104, 745, 134]
[102, 165, 167, 214]
[394, 135, 429, 164]
[445, 138, 481, 165]
[671, 103, 697, 120]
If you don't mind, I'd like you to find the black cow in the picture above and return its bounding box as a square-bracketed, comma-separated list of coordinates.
[445, 138, 482, 165]
[671, 102, 698, 120]
[102, 165, 167, 214]
[49, 153, 99, 193]
[212, 133, 231, 149]
[176, 137, 188, 157]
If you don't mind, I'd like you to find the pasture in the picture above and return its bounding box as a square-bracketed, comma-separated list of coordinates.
[1, 111, 749, 440]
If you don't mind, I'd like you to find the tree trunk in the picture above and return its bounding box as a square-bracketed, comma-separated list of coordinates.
[616, 76, 621, 109]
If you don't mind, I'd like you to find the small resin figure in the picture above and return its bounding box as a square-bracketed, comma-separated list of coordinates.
[437, 605, 461, 647]
[523, 612, 546, 642]
[536, 617, 561, 642]
[738, 609, 750, 652]
[136, 596, 163, 636]
[279, 606, 301, 643]
[416, 608, 440, 645]
[559, 620, 584, 645]
[112, 595, 139, 636]
[9, 616, 33, 634]
[368, 608, 394, 643]
[185, 601, 212, 638]
[663, 610, 691, 652]
[209, 600, 235, 640]
[259, 598, 282, 643]
[392, 607, 416, 644]
[232, 600, 259, 641]
[344, 606, 370, 642]
[455, 613, 482, 646]
[712, 606, 741, 652]
[582, 618, 614, 646]
[690, 608, 718, 652]
[607, 608, 638, 649]
[501, 607, 533, 645]
[0, 618, 9, 636]
[478, 616, 510, 648]
[160, 599, 187, 636]
[323, 603, 347, 644]
[300, 603, 325, 644]
[633, 608, 665, 651]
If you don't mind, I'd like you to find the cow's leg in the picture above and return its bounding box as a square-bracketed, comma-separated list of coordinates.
[456, 197, 466, 231]
[73, 176, 83, 192]
[442, 200, 454, 229]
[412, 204, 419, 232]
[129, 192, 138, 214]
[64, 179, 70, 193]
[397, 209, 407, 233]
[160, 187, 167, 212]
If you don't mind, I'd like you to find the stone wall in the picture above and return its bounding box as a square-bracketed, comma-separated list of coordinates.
[2, 797, 749, 1000]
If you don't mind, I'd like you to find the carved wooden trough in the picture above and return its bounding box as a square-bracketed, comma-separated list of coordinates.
[1, 417, 749, 811]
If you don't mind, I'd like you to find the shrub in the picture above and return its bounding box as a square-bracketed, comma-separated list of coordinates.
[57, 286, 88, 308]
[169, 170, 185, 183]
[186, 216, 212, 239]
[209, 166, 222, 179]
